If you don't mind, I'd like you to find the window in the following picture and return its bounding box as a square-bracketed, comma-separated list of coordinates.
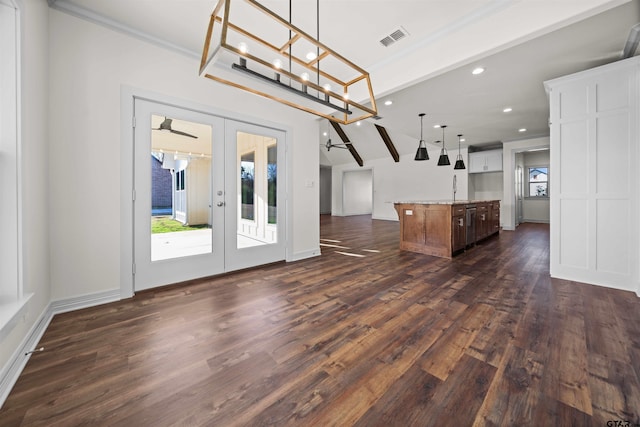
[0, 0, 30, 336]
[267, 145, 277, 224]
[240, 152, 255, 220]
[528, 167, 548, 197]
[175, 169, 185, 191]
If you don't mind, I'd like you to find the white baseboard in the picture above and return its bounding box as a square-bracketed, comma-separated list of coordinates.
[0, 289, 122, 409]
[288, 247, 321, 262]
[371, 215, 398, 221]
[50, 289, 121, 315]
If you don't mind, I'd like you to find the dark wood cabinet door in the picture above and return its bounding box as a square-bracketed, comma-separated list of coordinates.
[451, 215, 466, 252]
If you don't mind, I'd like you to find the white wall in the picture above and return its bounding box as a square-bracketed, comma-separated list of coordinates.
[48, 9, 319, 300]
[0, 0, 51, 389]
[469, 171, 503, 202]
[502, 137, 551, 230]
[342, 169, 373, 215]
[331, 151, 469, 221]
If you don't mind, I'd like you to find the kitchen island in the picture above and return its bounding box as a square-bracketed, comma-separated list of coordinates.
[394, 200, 500, 258]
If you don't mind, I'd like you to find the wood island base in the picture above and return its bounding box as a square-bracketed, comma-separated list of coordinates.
[394, 200, 500, 258]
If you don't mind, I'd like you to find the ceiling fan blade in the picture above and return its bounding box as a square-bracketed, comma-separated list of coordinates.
[170, 129, 198, 139]
[159, 117, 172, 131]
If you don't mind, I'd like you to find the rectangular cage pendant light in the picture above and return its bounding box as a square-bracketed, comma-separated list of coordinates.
[199, 0, 378, 124]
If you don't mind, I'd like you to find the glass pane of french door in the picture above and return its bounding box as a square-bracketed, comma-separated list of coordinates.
[150, 114, 213, 261]
[225, 121, 286, 271]
[236, 131, 278, 249]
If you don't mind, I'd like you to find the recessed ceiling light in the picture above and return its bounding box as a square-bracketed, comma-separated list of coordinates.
[301, 72, 310, 81]
[323, 132, 327, 136]
[384, 100, 393, 106]
[503, 107, 512, 113]
[323, 83, 331, 91]
[306, 51, 317, 61]
[433, 124, 441, 128]
[356, 122, 361, 126]
[472, 67, 485, 75]
[519, 128, 527, 132]
[238, 42, 248, 54]
[460, 138, 466, 142]
[272, 59, 283, 69]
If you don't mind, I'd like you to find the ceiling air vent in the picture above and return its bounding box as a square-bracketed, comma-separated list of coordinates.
[379, 26, 409, 47]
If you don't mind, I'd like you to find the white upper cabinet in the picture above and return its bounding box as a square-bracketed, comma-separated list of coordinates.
[468, 149, 503, 173]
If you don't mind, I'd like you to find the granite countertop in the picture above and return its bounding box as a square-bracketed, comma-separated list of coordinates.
[393, 200, 498, 205]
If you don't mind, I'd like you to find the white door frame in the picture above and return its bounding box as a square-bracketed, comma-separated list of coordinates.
[120, 87, 291, 298]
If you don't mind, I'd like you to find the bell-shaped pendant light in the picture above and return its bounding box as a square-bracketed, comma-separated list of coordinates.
[454, 134, 466, 170]
[414, 113, 429, 161]
[437, 125, 451, 166]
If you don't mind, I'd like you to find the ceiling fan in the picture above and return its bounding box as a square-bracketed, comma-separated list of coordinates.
[323, 138, 351, 151]
[321, 120, 351, 151]
[153, 117, 198, 139]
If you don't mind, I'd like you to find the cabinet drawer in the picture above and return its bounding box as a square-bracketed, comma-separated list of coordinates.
[452, 206, 466, 216]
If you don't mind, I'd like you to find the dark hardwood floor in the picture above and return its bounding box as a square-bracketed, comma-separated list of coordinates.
[2, 216, 640, 426]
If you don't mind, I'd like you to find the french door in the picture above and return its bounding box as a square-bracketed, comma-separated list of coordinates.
[133, 99, 286, 291]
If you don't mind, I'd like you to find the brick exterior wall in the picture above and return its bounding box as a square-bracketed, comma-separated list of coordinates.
[151, 156, 172, 209]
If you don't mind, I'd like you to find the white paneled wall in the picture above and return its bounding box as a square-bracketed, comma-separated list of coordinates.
[545, 56, 639, 295]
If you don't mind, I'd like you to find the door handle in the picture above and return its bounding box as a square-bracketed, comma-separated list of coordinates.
[216, 201, 225, 207]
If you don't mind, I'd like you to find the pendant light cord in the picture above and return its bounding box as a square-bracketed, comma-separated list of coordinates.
[316, 0, 320, 89]
[288, 0, 292, 87]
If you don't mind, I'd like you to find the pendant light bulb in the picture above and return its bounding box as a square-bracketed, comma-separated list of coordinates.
[454, 133, 466, 170]
[414, 113, 429, 161]
[437, 125, 451, 166]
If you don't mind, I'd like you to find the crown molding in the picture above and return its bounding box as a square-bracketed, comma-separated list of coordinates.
[48, 0, 199, 59]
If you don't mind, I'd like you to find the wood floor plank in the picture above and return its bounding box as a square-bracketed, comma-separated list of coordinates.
[2, 219, 640, 426]
[588, 353, 640, 424]
[472, 344, 545, 426]
[541, 279, 593, 415]
[420, 302, 495, 381]
[353, 364, 442, 426]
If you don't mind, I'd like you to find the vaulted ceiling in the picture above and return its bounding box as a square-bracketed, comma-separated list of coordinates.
[49, 0, 639, 165]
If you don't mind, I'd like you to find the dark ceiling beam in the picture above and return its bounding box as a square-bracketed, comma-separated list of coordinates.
[374, 124, 400, 162]
[330, 121, 363, 167]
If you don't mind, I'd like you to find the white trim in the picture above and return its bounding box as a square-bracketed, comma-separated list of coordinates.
[49, 289, 121, 315]
[0, 289, 122, 409]
[0, 302, 51, 410]
[0, 293, 32, 342]
[0, 0, 25, 339]
[288, 247, 321, 262]
[371, 215, 398, 221]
